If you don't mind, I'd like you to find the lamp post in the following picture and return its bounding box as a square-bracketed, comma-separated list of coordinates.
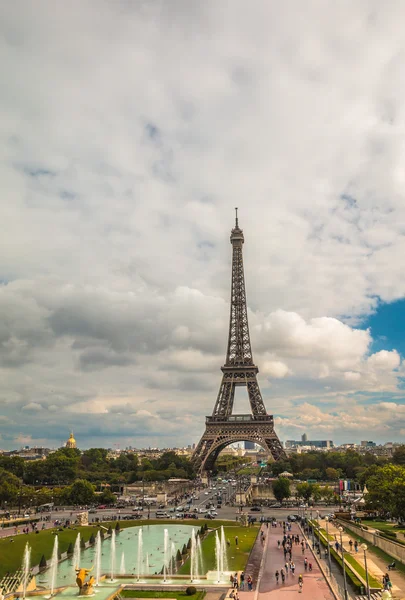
[310, 509, 314, 545]
[338, 526, 348, 600]
[325, 517, 332, 576]
[361, 543, 371, 600]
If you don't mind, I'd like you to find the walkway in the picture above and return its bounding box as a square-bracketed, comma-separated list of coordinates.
[239, 522, 334, 599]
[324, 517, 405, 599]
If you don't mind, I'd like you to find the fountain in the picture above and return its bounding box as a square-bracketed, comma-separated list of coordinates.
[110, 530, 116, 581]
[136, 528, 143, 581]
[145, 553, 149, 574]
[163, 529, 169, 583]
[21, 542, 31, 600]
[72, 533, 81, 574]
[49, 535, 59, 596]
[220, 526, 229, 574]
[95, 532, 101, 586]
[170, 542, 176, 577]
[190, 529, 198, 583]
[197, 535, 205, 578]
[119, 552, 125, 575]
[215, 531, 221, 584]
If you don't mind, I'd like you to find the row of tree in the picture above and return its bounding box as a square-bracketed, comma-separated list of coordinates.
[266, 446, 405, 481]
[0, 448, 195, 487]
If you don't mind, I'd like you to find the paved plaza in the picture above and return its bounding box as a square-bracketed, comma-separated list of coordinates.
[238, 522, 334, 600]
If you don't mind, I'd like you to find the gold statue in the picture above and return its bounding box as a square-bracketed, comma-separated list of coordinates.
[75, 567, 95, 596]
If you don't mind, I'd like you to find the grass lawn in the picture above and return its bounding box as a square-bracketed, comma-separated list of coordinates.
[363, 520, 405, 535]
[344, 554, 382, 589]
[340, 526, 405, 578]
[178, 525, 259, 575]
[121, 591, 205, 600]
[0, 519, 237, 579]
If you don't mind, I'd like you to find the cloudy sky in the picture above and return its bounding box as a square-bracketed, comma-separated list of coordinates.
[1, 1, 405, 451]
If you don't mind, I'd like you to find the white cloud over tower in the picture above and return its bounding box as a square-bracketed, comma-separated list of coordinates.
[0, 1, 405, 447]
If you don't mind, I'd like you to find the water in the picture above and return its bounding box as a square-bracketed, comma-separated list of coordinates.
[170, 542, 175, 576]
[163, 529, 169, 583]
[50, 535, 59, 595]
[50, 524, 195, 587]
[110, 530, 116, 581]
[72, 533, 81, 574]
[215, 531, 221, 584]
[190, 529, 198, 582]
[136, 529, 143, 581]
[21, 542, 31, 600]
[220, 526, 229, 574]
[197, 535, 205, 577]
[95, 532, 101, 586]
[119, 552, 125, 575]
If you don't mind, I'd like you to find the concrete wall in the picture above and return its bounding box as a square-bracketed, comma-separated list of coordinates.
[337, 519, 405, 564]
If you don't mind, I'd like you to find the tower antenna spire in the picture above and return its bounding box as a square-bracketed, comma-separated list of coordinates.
[235, 207, 238, 227]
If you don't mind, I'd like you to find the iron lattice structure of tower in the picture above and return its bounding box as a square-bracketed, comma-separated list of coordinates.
[192, 210, 286, 474]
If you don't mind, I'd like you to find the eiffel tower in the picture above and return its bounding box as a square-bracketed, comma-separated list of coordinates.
[193, 210, 286, 474]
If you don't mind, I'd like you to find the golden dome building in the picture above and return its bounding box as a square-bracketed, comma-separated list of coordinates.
[66, 432, 77, 449]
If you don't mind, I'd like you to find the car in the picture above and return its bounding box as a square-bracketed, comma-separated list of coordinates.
[89, 508, 97, 514]
[287, 515, 297, 521]
[204, 492, 209, 495]
[250, 506, 261, 512]
[97, 505, 107, 509]
[208, 510, 218, 516]
[24, 513, 31, 518]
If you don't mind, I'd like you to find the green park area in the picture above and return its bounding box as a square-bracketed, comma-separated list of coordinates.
[0, 519, 257, 580]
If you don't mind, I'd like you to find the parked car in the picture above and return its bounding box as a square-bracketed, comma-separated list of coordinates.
[250, 506, 261, 512]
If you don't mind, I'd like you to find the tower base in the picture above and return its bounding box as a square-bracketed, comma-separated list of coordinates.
[192, 414, 286, 474]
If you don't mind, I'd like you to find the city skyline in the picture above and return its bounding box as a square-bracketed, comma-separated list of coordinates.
[1, 2, 405, 450]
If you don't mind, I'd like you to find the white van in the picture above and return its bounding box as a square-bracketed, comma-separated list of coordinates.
[156, 510, 168, 518]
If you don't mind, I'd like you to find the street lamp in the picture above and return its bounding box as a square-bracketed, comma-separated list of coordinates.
[361, 544, 371, 600]
[325, 517, 332, 576]
[338, 526, 348, 600]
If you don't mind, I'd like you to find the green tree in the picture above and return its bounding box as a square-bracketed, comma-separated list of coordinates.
[325, 467, 339, 481]
[321, 485, 335, 505]
[392, 445, 405, 465]
[65, 479, 95, 505]
[272, 477, 291, 503]
[366, 464, 405, 518]
[98, 489, 117, 505]
[296, 482, 313, 502]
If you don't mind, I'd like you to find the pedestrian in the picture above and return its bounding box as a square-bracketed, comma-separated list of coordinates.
[298, 573, 303, 593]
[354, 540, 358, 553]
[306, 541, 309, 549]
[230, 574, 234, 586]
[280, 569, 285, 583]
[240, 572, 245, 590]
[285, 562, 289, 574]
[304, 558, 308, 571]
[301, 545, 305, 554]
[291, 561, 295, 574]
[308, 563, 312, 572]
[227, 538, 231, 547]
[234, 573, 238, 588]
[278, 540, 281, 548]
[275, 570, 279, 584]
[247, 575, 253, 591]
[349, 539, 353, 552]
[235, 535, 239, 546]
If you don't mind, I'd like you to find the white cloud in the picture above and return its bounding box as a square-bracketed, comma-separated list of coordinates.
[21, 402, 43, 412]
[0, 1, 405, 447]
[262, 361, 290, 379]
